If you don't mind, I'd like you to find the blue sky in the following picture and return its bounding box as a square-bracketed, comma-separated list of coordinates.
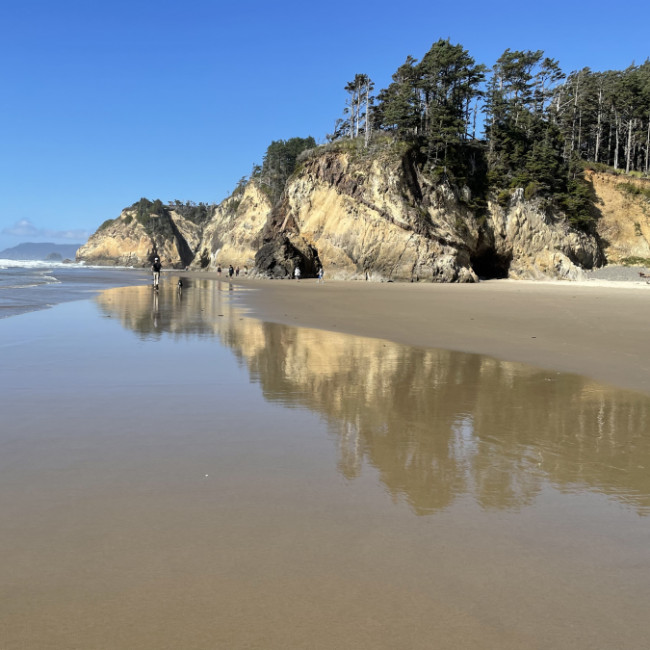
[1, 0, 648, 251]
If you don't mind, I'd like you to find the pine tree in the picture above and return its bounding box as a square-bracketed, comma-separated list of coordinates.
[374, 56, 421, 137]
[484, 49, 567, 191]
[259, 137, 316, 203]
[329, 74, 375, 144]
[415, 39, 486, 175]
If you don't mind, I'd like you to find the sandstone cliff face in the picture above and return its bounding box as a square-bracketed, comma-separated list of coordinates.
[190, 182, 272, 271]
[481, 190, 602, 281]
[257, 147, 603, 281]
[78, 147, 649, 281]
[76, 207, 206, 268]
[265, 150, 479, 282]
[76, 213, 152, 266]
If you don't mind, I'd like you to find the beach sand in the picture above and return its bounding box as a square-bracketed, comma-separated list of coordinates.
[2, 275, 650, 649]
[226, 275, 650, 395]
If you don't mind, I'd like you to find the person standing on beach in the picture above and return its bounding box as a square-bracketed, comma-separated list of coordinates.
[152, 257, 162, 289]
[294, 266, 301, 281]
[228, 265, 234, 278]
[317, 267, 324, 283]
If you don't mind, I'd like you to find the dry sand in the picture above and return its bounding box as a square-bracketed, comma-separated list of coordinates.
[211, 275, 650, 395]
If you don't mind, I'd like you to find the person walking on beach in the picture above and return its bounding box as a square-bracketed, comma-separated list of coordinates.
[228, 265, 234, 278]
[294, 266, 301, 281]
[152, 256, 162, 289]
[317, 267, 324, 283]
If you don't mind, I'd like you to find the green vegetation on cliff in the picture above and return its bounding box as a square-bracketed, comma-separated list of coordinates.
[326, 39, 650, 230]
[128, 198, 169, 231]
[618, 182, 650, 202]
[97, 218, 116, 232]
[253, 136, 317, 203]
[169, 200, 214, 224]
[124, 198, 214, 239]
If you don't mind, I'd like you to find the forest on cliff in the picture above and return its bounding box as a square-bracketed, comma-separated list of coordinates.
[256, 40, 650, 230]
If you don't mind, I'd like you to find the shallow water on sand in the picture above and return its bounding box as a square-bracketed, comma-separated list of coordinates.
[1, 277, 650, 649]
[0, 262, 149, 318]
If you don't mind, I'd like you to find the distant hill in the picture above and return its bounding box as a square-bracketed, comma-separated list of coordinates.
[0, 242, 81, 261]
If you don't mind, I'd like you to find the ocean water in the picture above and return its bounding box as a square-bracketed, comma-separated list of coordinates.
[0, 259, 150, 318]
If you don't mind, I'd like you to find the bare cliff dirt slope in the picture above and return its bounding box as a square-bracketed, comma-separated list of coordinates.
[587, 170, 650, 263]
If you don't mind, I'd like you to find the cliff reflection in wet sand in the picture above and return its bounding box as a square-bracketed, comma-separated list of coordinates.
[96, 279, 650, 517]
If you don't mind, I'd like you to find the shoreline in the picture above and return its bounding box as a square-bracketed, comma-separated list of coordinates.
[7, 263, 650, 395]
[206, 274, 650, 396]
[0, 265, 150, 319]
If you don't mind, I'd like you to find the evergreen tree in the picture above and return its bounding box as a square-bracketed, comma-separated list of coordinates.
[328, 74, 375, 145]
[553, 63, 650, 174]
[374, 56, 421, 137]
[259, 137, 316, 203]
[347, 74, 375, 144]
[326, 41, 650, 232]
[415, 39, 486, 176]
[483, 49, 568, 193]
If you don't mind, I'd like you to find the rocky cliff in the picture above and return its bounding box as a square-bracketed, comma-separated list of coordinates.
[256, 148, 479, 281]
[255, 146, 603, 282]
[76, 202, 207, 268]
[78, 146, 650, 281]
[189, 182, 273, 271]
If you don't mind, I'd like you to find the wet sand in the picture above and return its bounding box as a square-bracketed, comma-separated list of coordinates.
[226, 276, 650, 395]
[2, 277, 650, 649]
